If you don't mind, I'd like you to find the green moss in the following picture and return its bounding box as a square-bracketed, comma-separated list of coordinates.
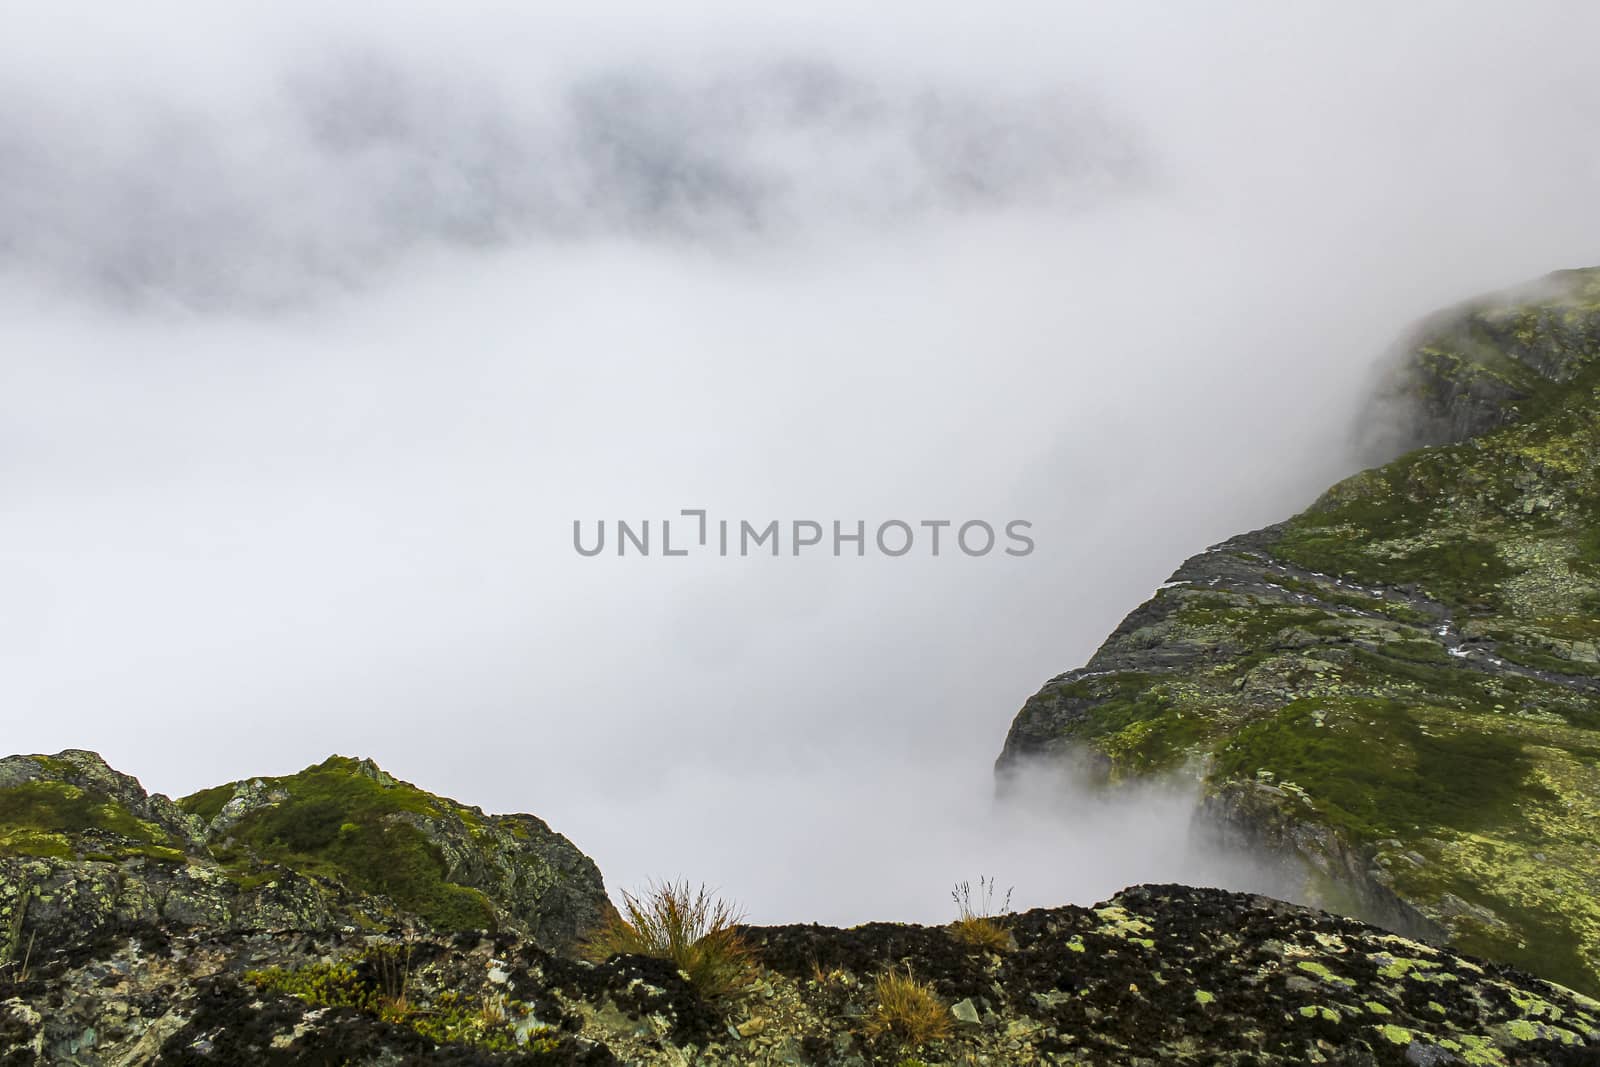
[1295, 960, 1355, 988]
[1375, 955, 1442, 981]
[1212, 699, 1544, 843]
[1278, 525, 1515, 613]
[1504, 1018, 1538, 1042]
[1392, 874, 1597, 996]
[1441, 1032, 1512, 1066]
[1376, 1023, 1415, 1046]
[1381, 638, 1452, 665]
[1064, 683, 1216, 775]
[1175, 596, 1330, 647]
[0, 830, 72, 860]
[247, 952, 553, 1054]
[179, 783, 237, 825]
[248, 959, 373, 1011]
[223, 867, 282, 892]
[212, 757, 495, 931]
[0, 780, 186, 861]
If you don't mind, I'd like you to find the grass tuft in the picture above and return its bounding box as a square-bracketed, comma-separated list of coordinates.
[865, 966, 953, 1048]
[949, 876, 1013, 952]
[584, 880, 755, 1002]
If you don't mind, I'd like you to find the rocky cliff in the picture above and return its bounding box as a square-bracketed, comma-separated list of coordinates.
[0, 750, 609, 964]
[3, 753, 1598, 1064]
[999, 268, 1600, 997]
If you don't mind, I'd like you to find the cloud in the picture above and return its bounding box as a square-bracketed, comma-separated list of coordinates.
[3, 3, 1599, 924]
[0, 51, 1139, 310]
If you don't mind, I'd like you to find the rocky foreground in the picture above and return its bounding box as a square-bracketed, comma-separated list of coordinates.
[3, 750, 1599, 1065]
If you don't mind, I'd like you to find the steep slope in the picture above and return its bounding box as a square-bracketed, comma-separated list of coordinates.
[999, 268, 1600, 994]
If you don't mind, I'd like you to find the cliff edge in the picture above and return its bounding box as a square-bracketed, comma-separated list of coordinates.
[999, 268, 1600, 996]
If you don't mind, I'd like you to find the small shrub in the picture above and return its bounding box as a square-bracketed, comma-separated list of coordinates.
[247, 959, 375, 1012]
[584, 880, 755, 1001]
[865, 967, 952, 1048]
[367, 939, 413, 1013]
[245, 952, 535, 1052]
[949, 876, 1013, 952]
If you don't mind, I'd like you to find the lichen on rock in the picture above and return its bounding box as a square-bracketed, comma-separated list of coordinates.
[0, 750, 608, 967]
[998, 267, 1600, 996]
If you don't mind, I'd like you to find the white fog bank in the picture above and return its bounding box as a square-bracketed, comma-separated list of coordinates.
[4, 3, 1598, 924]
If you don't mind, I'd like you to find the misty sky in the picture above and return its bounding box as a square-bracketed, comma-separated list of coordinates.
[4, 3, 1599, 924]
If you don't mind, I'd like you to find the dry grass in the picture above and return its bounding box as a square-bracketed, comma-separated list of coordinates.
[4, 885, 33, 983]
[479, 992, 509, 1026]
[369, 939, 413, 1015]
[584, 880, 755, 1001]
[11, 930, 35, 984]
[949, 915, 1011, 952]
[949, 876, 1013, 953]
[865, 966, 953, 1047]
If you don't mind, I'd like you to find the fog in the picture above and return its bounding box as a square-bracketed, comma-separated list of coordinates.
[4, 3, 1599, 925]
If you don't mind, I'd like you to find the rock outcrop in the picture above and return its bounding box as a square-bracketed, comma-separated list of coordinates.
[4, 753, 1598, 1063]
[4, 871, 1598, 1065]
[999, 268, 1600, 996]
[0, 750, 608, 968]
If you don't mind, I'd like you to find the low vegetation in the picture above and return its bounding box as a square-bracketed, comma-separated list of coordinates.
[245, 944, 561, 1054]
[584, 880, 755, 1001]
[948, 876, 1012, 952]
[864, 966, 953, 1048]
[0, 779, 186, 862]
[997, 267, 1600, 995]
[180, 756, 497, 932]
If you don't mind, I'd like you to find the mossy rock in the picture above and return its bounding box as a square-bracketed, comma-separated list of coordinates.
[180, 755, 608, 947]
[999, 267, 1600, 995]
[0, 749, 607, 958]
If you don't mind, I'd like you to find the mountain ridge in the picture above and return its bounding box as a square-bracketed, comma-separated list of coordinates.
[999, 267, 1600, 996]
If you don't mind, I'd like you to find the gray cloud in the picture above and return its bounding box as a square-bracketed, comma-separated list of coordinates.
[3, 3, 1599, 925]
[0, 53, 1139, 309]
